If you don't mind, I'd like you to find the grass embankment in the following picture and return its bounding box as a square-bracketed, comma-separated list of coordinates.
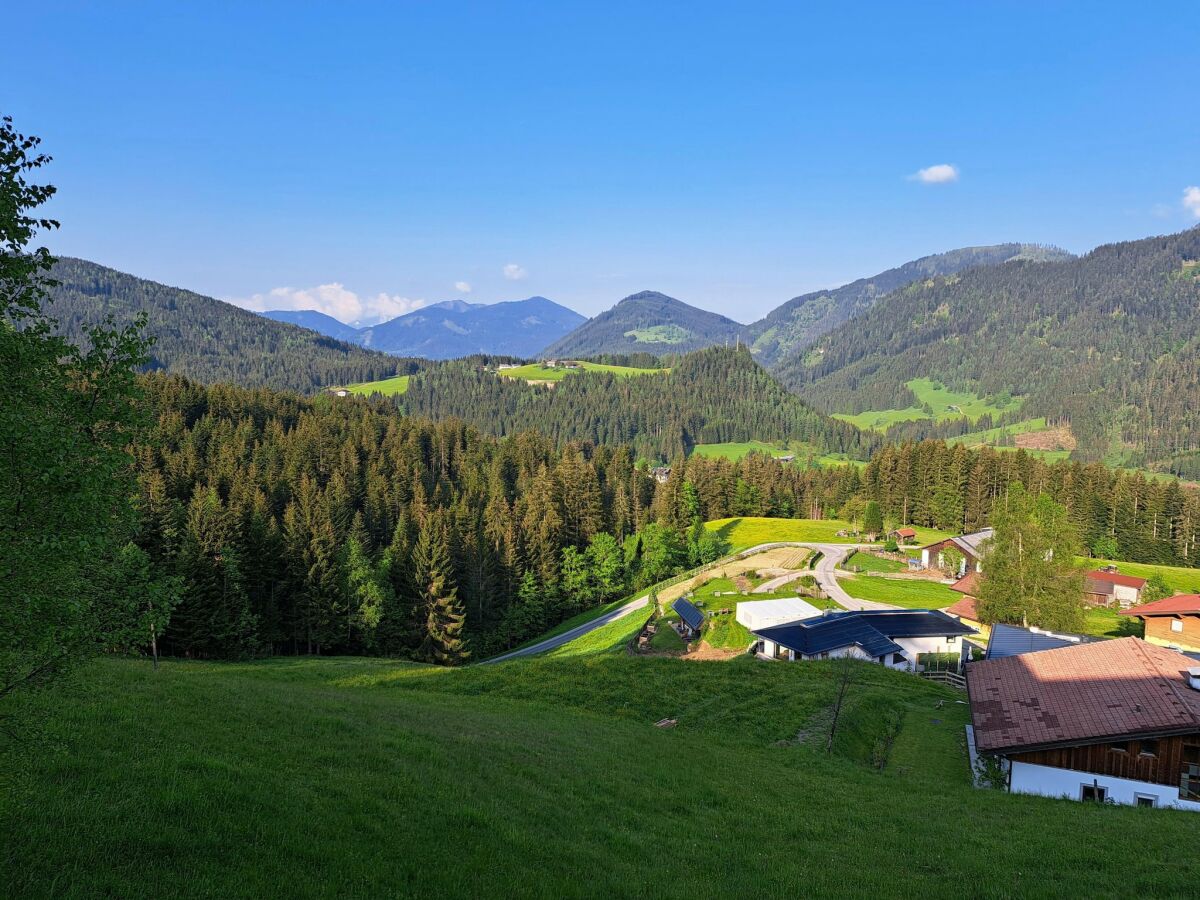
[839, 575, 961, 609]
[498, 361, 665, 382]
[336, 374, 410, 396]
[834, 377, 1024, 432]
[705, 517, 952, 552]
[846, 551, 907, 574]
[6, 655, 1198, 897]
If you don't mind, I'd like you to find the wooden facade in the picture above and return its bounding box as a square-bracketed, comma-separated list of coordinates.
[1142, 614, 1200, 652]
[1011, 733, 1200, 791]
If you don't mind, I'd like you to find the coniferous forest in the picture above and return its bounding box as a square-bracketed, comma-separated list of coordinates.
[129, 374, 1200, 662]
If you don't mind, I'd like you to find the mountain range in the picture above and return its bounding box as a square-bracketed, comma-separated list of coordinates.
[263, 296, 584, 360]
[539, 290, 745, 358]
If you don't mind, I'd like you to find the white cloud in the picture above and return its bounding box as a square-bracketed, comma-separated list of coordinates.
[236, 282, 425, 324]
[1184, 186, 1200, 218]
[910, 163, 960, 184]
[503, 263, 528, 281]
[454, 280, 472, 293]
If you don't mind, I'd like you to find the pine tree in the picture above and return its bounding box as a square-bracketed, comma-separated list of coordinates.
[414, 513, 469, 665]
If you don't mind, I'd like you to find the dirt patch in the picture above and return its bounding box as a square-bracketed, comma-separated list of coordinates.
[1016, 425, 1076, 452]
[683, 641, 744, 662]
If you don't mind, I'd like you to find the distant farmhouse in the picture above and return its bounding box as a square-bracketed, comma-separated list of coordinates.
[1120, 595, 1200, 653]
[890, 527, 917, 543]
[752, 609, 974, 670]
[920, 528, 993, 576]
[1084, 567, 1146, 607]
[968, 638, 1200, 811]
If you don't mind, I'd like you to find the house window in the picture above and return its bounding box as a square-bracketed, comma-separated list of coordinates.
[1139, 739, 1159, 758]
[946, 636, 957, 645]
[1110, 741, 1129, 754]
[1172, 618, 1184, 633]
[1135, 794, 1158, 808]
[1081, 783, 1107, 803]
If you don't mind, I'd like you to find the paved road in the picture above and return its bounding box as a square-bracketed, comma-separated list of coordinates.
[480, 540, 899, 665]
[478, 593, 650, 665]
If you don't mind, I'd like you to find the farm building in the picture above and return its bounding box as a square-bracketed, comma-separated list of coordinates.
[984, 623, 1098, 660]
[1119, 595, 1200, 653]
[890, 527, 917, 542]
[752, 609, 974, 670]
[672, 597, 706, 640]
[919, 528, 993, 576]
[1084, 568, 1146, 607]
[735, 597, 821, 632]
[967, 637, 1200, 811]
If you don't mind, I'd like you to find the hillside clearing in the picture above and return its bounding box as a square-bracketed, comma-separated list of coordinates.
[335, 374, 410, 396]
[497, 360, 666, 382]
[4, 656, 1197, 897]
[706, 517, 953, 552]
[833, 378, 1023, 431]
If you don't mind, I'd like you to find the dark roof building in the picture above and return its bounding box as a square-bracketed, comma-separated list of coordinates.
[984, 623, 1097, 660]
[753, 609, 975, 669]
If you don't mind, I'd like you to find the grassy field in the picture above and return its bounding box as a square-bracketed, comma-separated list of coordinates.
[6, 653, 1199, 897]
[834, 378, 1024, 432]
[846, 551, 908, 574]
[839, 575, 961, 609]
[705, 517, 953, 552]
[498, 361, 665, 382]
[944, 417, 1048, 446]
[336, 374, 410, 396]
[691, 440, 794, 461]
[1081, 606, 1142, 640]
[622, 324, 689, 344]
[1081, 557, 1200, 594]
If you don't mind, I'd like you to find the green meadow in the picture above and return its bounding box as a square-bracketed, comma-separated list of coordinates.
[6, 644, 1198, 897]
[838, 574, 961, 609]
[335, 373, 411, 396]
[498, 360, 666, 382]
[705, 517, 953, 552]
[834, 377, 1024, 432]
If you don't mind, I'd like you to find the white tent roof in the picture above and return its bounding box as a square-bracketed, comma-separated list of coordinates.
[736, 597, 822, 630]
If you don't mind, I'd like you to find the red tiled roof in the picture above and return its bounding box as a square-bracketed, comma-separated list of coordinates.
[894, 527, 917, 538]
[944, 595, 979, 621]
[1118, 594, 1200, 617]
[950, 571, 981, 596]
[967, 637, 1200, 753]
[1084, 569, 1147, 590]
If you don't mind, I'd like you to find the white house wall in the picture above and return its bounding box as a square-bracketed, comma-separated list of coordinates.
[895, 635, 965, 669]
[1009, 760, 1200, 812]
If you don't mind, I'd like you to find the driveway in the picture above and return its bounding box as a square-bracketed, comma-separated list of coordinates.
[478, 593, 650, 665]
[805, 543, 896, 611]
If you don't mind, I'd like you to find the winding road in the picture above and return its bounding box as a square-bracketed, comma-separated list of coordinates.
[480, 540, 905, 664]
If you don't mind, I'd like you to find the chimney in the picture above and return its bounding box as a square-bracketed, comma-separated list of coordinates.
[1187, 667, 1200, 691]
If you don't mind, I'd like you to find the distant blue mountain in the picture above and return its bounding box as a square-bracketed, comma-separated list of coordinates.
[357, 296, 585, 359]
[262, 309, 362, 343]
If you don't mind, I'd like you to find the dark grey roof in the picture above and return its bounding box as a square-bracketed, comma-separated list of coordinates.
[984, 623, 1099, 659]
[754, 609, 974, 659]
[672, 597, 705, 631]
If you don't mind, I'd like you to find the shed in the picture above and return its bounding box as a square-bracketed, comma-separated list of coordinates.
[735, 597, 821, 632]
[672, 598, 706, 638]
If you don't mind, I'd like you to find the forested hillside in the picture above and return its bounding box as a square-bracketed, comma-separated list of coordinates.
[44, 258, 416, 392]
[542, 290, 745, 357]
[777, 228, 1200, 470]
[404, 347, 871, 461]
[129, 375, 1200, 665]
[748, 243, 1071, 366]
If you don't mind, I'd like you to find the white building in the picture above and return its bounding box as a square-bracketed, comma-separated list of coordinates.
[751, 609, 975, 671]
[735, 597, 821, 632]
[967, 637, 1200, 812]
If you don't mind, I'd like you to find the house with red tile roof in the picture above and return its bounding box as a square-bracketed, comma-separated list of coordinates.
[1083, 568, 1146, 608]
[889, 527, 917, 543]
[1120, 595, 1200, 653]
[967, 637, 1200, 810]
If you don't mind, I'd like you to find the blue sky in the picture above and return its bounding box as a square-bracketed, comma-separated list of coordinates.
[6, 2, 1199, 323]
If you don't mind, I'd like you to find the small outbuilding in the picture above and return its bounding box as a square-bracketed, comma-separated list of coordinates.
[672, 597, 706, 640]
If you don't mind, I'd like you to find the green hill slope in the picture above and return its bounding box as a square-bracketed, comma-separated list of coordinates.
[44, 258, 416, 393]
[5, 655, 1197, 897]
[777, 227, 1200, 468]
[748, 243, 1072, 366]
[541, 290, 745, 358]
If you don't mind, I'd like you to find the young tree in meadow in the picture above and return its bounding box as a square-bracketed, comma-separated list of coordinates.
[99, 544, 183, 669]
[1, 114, 152, 703]
[977, 485, 1084, 631]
